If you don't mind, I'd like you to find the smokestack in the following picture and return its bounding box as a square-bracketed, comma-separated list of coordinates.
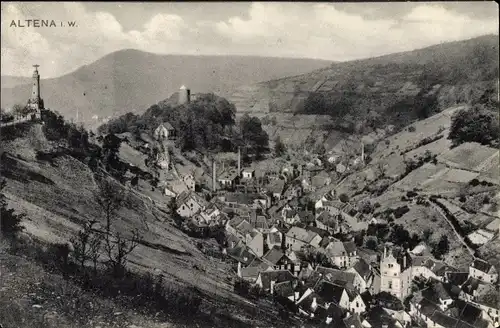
[403, 254, 407, 269]
[238, 147, 241, 176]
[212, 161, 216, 192]
[384, 247, 387, 259]
[361, 142, 365, 164]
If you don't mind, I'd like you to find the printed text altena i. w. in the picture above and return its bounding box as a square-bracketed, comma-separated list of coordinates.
[9, 20, 77, 28]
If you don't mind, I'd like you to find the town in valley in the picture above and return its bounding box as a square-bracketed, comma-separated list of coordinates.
[1, 2, 499, 328]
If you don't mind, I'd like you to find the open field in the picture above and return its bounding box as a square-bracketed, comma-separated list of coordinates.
[438, 142, 499, 172]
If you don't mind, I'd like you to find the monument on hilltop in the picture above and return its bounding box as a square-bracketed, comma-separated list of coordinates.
[26, 64, 44, 119]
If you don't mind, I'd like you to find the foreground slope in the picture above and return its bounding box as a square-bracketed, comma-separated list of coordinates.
[0, 123, 286, 327]
[0, 51, 332, 126]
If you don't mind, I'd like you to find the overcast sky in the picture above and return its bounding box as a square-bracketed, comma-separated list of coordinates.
[1, 2, 498, 78]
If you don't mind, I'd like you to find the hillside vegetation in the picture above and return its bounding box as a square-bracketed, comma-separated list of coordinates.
[0, 117, 285, 328]
[1, 51, 332, 127]
[229, 35, 499, 141]
[98, 93, 270, 158]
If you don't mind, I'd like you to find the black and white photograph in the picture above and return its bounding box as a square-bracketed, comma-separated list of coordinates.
[1, 2, 499, 327]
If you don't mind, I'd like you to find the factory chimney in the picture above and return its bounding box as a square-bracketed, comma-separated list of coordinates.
[212, 160, 217, 192]
[238, 147, 241, 176]
[361, 142, 365, 164]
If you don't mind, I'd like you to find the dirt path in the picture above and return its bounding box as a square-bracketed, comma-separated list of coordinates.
[429, 200, 475, 256]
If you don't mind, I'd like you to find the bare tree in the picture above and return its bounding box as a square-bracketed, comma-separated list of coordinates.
[70, 219, 98, 269]
[88, 232, 103, 274]
[375, 161, 387, 178]
[12, 104, 32, 117]
[94, 179, 126, 235]
[104, 229, 141, 277]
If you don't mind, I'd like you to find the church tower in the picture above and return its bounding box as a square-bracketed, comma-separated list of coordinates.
[27, 64, 44, 114]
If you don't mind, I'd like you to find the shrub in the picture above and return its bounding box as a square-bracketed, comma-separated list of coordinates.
[449, 105, 499, 147]
[469, 179, 480, 187]
[408, 126, 416, 132]
[393, 205, 410, 219]
[406, 191, 418, 198]
[339, 193, 349, 203]
[0, 179, 25, 237]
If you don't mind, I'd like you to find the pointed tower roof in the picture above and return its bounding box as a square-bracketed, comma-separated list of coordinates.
[180, 85, 187, 90]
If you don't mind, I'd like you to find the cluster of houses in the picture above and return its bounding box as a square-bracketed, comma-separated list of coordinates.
[151, 121, 499, 328]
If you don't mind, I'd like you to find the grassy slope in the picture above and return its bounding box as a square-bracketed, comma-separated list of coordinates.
[0, 123, 286, 327]
[0, 243, 183, 328]
[328, 105, 499, 270]
[1, 51, 332, 126]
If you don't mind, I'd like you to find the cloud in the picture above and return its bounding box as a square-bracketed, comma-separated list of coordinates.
[1, 2, 498, 78]
[215, 3, 498, 60]
[1, 2, 191, 77]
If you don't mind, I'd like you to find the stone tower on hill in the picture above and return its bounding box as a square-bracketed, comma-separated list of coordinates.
[27, 65, 44, 115]
[178, 85, 191, 105]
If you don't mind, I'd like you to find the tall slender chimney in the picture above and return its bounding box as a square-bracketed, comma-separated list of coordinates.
[238, 147, 241, 176]
[212, 161, 216, 192]
[403, 254, 407, 269]
[361, 142, 365, 164]
[384, 247, 387, 259]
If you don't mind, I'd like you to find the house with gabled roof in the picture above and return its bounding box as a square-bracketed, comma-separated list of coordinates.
[226, 242, 256, 267]
[472, 289, 500, 326]
[366, 306, 406, 328]
[267, 178, 286, 201]
[315, 210, 340, 234]
[443, 271, 469, 288]
[164, 179, 189, 198]
[153, 122, 175, 140]
[217, 168, 239, 189]
[283, 180, 303, 201]
[255, 270, 296, 294]
[246, 230, 265, 257]
[409, 295, 489, 328]
[282, 206, 300, 225]
[422, 278, 456, 311]
[261, 246, 300, 275]
[315, 266, 360, 291]
[448, 299, 495, 328]
[347, 258, 376, 293]
[241, 168, 255, 179]
[225, 217, 254, 240]
[248, 210, 270, 232]
[237, 260, 272, 283]
[175, 191, 208, 218]
[297, 210, 316, 226]
[461, 276, 494, 302]
[222, 192, 270, 210]
[469, 258, 498, 284]
[325, 240, 359, 269]
[412, 256, 442, 281]
[314, 281, 366, 314]
[285, 226, 322, 251]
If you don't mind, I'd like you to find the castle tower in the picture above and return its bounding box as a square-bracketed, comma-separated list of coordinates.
[27, 64, 44, 113]
[178, 85, 190, 105]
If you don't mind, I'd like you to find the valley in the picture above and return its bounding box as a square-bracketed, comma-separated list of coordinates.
[1, 33, 499, 328]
